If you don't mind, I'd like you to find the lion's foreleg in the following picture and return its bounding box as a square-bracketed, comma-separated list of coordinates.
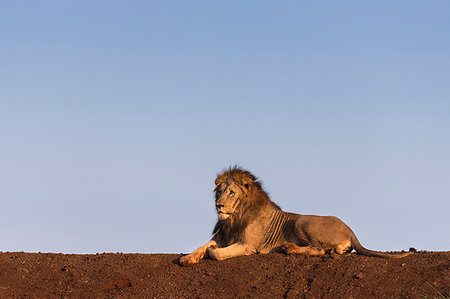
[179, 240, 217, 266]
[207, 243, 252, 261]
[280, 243, 325, 256]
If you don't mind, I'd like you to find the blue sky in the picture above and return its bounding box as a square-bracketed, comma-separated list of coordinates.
[1, 1, 449, 253]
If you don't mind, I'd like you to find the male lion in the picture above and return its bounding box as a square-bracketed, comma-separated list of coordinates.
[179, 167, 411, 266]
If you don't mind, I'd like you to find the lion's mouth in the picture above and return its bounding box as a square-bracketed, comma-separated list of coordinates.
[218, 212, 230, 220]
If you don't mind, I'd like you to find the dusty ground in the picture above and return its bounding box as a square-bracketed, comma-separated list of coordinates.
[0, 251, 448, 298]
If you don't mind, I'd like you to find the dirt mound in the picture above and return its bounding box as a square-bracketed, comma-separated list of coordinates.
[0, 251, 448, 298]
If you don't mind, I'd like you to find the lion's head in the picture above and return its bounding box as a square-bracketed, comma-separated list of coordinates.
[214, 168, 254, 220]
[212, 166, 280, 245]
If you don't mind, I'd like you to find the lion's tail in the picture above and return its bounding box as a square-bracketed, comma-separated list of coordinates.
[350, 235, 413, 259]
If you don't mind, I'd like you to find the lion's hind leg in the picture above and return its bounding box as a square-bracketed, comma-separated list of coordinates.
[280, 243, 325, 256]
[335, 240, 353, 255]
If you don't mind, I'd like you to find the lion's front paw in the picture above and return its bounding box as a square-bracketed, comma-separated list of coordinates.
[179, 254, 199, 267]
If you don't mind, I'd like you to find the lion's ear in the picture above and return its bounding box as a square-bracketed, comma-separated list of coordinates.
[215, 175, 225, 186]
[240, 176, 253, 190]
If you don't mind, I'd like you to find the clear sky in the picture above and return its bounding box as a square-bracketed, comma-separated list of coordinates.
[1, 1, 449, 254]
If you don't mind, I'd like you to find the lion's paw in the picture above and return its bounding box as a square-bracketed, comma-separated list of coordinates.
[280, 243, 300, 255]
[179, 254, 199, 267]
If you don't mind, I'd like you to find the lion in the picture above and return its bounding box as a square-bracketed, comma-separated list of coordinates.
[179, 166, 412, 266]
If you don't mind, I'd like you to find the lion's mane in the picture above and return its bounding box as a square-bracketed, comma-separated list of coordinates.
[212, 166, 281, 245]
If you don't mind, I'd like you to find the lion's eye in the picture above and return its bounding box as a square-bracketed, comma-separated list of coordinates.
[229, 190, 235, 196]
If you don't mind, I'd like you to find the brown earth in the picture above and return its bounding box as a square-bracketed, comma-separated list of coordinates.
[0, 251, 448, 298]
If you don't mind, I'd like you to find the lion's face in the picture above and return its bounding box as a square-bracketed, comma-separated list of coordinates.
[214, 180, 246, 221]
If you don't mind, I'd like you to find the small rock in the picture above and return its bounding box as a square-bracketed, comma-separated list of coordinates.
[354, 273, 364, 279]
[286, 288, 300, 299]
[330, 250, 340, 260]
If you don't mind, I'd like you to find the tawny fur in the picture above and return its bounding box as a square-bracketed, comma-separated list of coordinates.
[179, 167, 412, 266]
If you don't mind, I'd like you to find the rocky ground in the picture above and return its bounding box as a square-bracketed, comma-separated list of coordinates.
[0, 251, 448, 298]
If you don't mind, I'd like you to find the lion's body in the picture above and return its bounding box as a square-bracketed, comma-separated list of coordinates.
[179, 167, 411, 266]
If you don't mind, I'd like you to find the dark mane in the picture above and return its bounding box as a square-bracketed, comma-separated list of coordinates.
[212, 166, 281, 245]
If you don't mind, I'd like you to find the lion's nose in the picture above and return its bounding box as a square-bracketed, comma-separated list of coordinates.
[216, 204, 224, 211]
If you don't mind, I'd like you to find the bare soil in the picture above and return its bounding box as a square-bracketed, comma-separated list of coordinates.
[0, 251, 448, 298]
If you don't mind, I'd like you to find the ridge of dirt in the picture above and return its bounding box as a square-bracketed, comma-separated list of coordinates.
[0, 251, 448, 298]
